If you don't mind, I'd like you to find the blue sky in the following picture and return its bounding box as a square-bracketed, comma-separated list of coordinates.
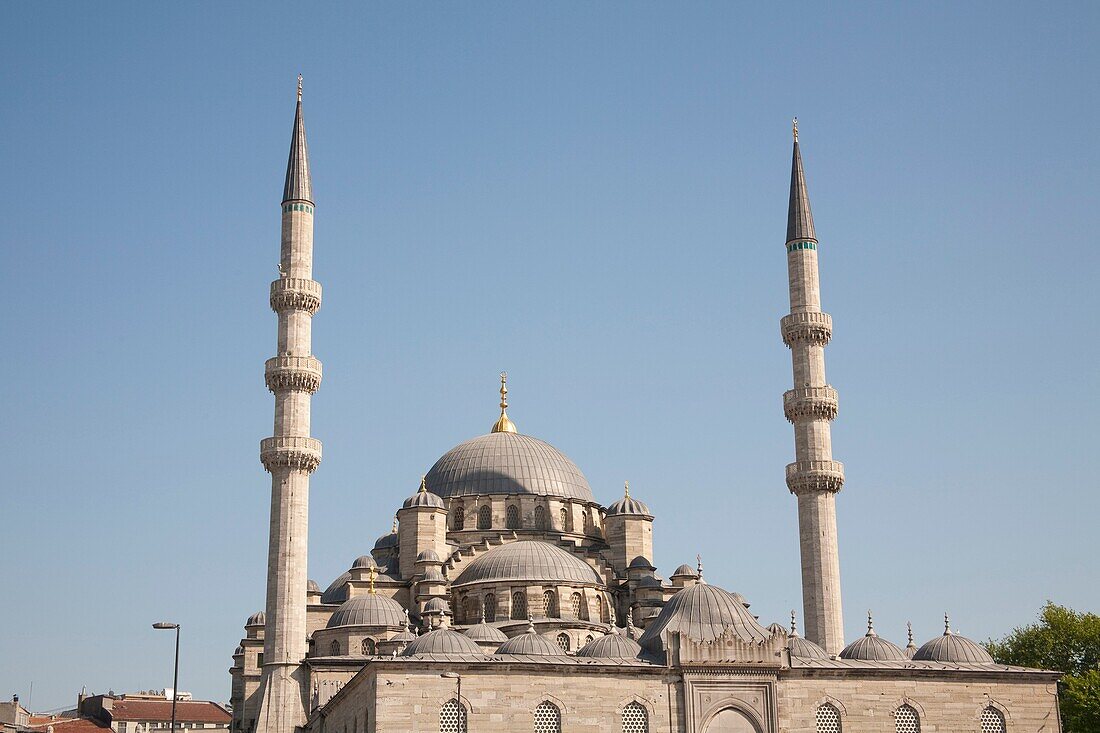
[1, 1, 1098, 712]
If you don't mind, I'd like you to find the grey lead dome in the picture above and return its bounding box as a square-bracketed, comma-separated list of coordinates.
[425, 431, 594, 501]
[326, 595, 406, 629]
[401, 628, 483, 657]
[639, 583, 770, 654]
[451, 540, 604, 587]
[913, 629, 994, 664]
[576, 632, 642, 659]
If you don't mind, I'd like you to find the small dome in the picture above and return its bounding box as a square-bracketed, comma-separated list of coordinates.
[373, 530, 399, 550]
[628, 556, 656, 571]
[638, 575, 664, 589]
[496, 623, 565, 656]
[321, 572, 351, 604]
[425, 432, 594, 501]
[451, 541, 603, 587]
[576, 632, 642, 659]
[351, 555, 378, 570]
[423, 597, 450, 615]
[670, 564, 699, 579]
[401, 628, 483, 656]
[913, 618, 993, 664]
[788, 634, 828, 660]
[416, 549, 442, 564]
[326, 595, 407, 629]
[422, 567, 447, 583]
[391, 628, 416, 643]
[639, 583, 769, 654]
[463, 622, 509, 643]
[839, 615, 907, 661]
[766, 622, 787, 636]
[246, 611, 266, 627]
[403, 478, 445, 509]
[307, 579, 320, 593]
[606, 484, 651, 517]
[233, 645, 244, 656]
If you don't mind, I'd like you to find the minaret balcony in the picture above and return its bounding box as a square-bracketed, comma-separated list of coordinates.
[270, 278, 322, 315]
[783, 386, 838, 422]
[785, 460, 845, 494]
[781, 311, 832, 347]
[260, 436, 322, 473]
[265, 355, 323, 394]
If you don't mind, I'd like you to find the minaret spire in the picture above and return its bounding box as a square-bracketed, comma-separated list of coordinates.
[255, 76, 323, 733]
[491, 372, 518, 433]
[780, 121, 845, 655]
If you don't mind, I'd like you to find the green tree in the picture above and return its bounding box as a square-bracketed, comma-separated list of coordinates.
[985, 602, 1100, 732]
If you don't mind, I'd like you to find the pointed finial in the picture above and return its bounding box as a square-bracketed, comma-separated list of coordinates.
[944, 612, 952, 635]
[481, 606, 487, 624]
[297, 74, 303, 102]
[418, 475, 427, 493]
[391, 515, 398, 534]
[367, 566, 378, 595]
[627, 607, 636, 638]
[792, 117, 798, 142]
[866, 610, 876, 636]
[790, 610, 798, 636]
[624, 481, 630, 498]
[907, 621, 915, 646]
[491, 372, 518, 433]
[527, 614, 536, 634]
[696, 554, 703, 578]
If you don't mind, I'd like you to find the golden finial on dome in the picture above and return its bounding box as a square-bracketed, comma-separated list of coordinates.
[624, 480, 630, 498]
[491, 371, 518, 433]
[418, 475, 427, 493]
[367, 565, 378, 595]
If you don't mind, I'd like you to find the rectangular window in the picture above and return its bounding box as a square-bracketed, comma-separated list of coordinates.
[257, 652, 264, 666]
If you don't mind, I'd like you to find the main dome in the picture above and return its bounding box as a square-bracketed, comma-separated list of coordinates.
[424, 431, 594, 501]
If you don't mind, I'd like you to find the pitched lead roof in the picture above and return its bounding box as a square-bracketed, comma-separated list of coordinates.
[786, 137, 816, 244]
[282, 77, 312, 204]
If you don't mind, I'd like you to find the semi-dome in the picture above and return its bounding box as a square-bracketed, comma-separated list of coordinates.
[606, 483, 651, 517]
[639, 583, 770, 654]
[839, 614, 907, 661]
[246, 611, 266, 626]
[451, 541, 603, 587]
[496, 620, 565, 656]
[326, 594, 407, 629]
[463, 621, 508, 644]
[401, 628, 483, 657]
[416, 549, 442, 563]
[425, 432, 594, 501]
[403, 478, 446, 509]
[374, 528, 398, 550]
[913, 617, 994, 664]
[576, 632, 642, 659]
[321, 572, 351, 604]
[351, 555, 377, 570]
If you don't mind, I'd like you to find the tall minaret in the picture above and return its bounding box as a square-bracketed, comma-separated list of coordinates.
[781, 119, 845, 654]
[255, 75, 322, 733]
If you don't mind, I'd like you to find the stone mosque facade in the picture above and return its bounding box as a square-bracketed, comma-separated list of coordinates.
[229, 81, 1062, 733]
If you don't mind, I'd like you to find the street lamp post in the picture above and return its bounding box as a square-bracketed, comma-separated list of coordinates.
[152, 623, 180, 733]
[440, 673, 463, 731]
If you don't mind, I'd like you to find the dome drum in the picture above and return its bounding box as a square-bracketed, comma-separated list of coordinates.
[445, 494, 605, 543]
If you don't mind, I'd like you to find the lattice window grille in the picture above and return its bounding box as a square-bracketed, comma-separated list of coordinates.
[506, 505, 520, 529]
[453, 507, 464, 531]
[534, 505, 547, 530]
[512, 591, 527, 620]
[980, 707, 1005, 733]
[556, 633, 570, 652]
[329, 640, 340, 656]
[571, 593, 582, 618]
[484, 594, 497, 622]
[478, 505, 491, 530]
[622, 702, 648, 733]
[895, 705, 920, 733]
[544, 590, 558, 617]
[439, 699, 467, 733]
[815, 703, 840, 733]
[533, 702, 561, 733]
[360, 638, 375, 655]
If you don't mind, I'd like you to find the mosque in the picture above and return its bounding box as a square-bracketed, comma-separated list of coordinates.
[228, 79, 1062, 733]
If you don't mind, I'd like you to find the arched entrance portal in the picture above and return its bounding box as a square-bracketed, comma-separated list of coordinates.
[703, 708, 759, 733]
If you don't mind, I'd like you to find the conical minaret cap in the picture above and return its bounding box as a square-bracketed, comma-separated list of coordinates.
[283, 74, 313, 204]
[786, 118, 816, 244]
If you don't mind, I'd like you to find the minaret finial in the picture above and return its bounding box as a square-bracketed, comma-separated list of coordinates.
[907, 621, 914, 646]
[866, 610, 876, 635]
[790, 610, 798, 636]
[297, 74, 303, 102]
[367, 566, 378, 595]
[282, 74, 313, 204]
[944, 612, 952, 635]
[624, 480, 630, 498]
[491, 372, 518, 433]
[792, 117, 798, 142]
[527, 614, 536, 634]
[627, 607, 636, 638]
[418, 475, 427, 493]
[391, 515, 398, 534]
[696, 554, 703, 579]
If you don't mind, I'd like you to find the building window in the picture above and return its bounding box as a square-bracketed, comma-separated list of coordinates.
[598, 595, 609, 623]
[815, 703, 841, 733]
[453, 506, 465, 531]
[533, 702, 561, 733]
[980, 707, 1005, 733]
[256, 653, 264, 666]
[556, 633, 570, 652]
[484, 594, 497, 622]
[581, 510, 589, 534]
[506, 505, 520, 529]
[361, 638, 375, 655]
[622, 702, 648, 733]
[330, 640, 340, 656]
[478, 505, 492, 530]
[559, 507, 569, 532]
[511, 591, 527, 620]
[543, 590, 558, 617]
[894, 704, 920, 733]
[534, 505, 547, 530]
[439, 699, 467, 733]
[570, 592, 582, 618]
[120, 724, 128, 733]
[584, 634, 594, 645]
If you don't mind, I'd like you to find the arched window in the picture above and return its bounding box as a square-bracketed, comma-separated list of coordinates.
[622, 701, 648, 733]
[815, 703, 840, 733]
[980, 707, 1005, 733]
[329, 640, 340, 656]
[478, 505, 492, 530]
[439, 699, 467, 733]
[534, 505, 547, 530]
[462, 596, 473, 623]
[506, 505, 520, 529]
[559, 507, 569, 532]
[360, 638, 375, 655]
[556, 633, 570, 652]
[533, 701, 561, 733]
[484, 594, 497, 622]
[511, 591, 527, 620]
[581, 510, 589, 534]
[453, 506, 465, 531]
[894, 704, 920, 733]
[570, 592, 582, 618]
[598, 595, 610, 623]
[543, 590, 558, 617]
